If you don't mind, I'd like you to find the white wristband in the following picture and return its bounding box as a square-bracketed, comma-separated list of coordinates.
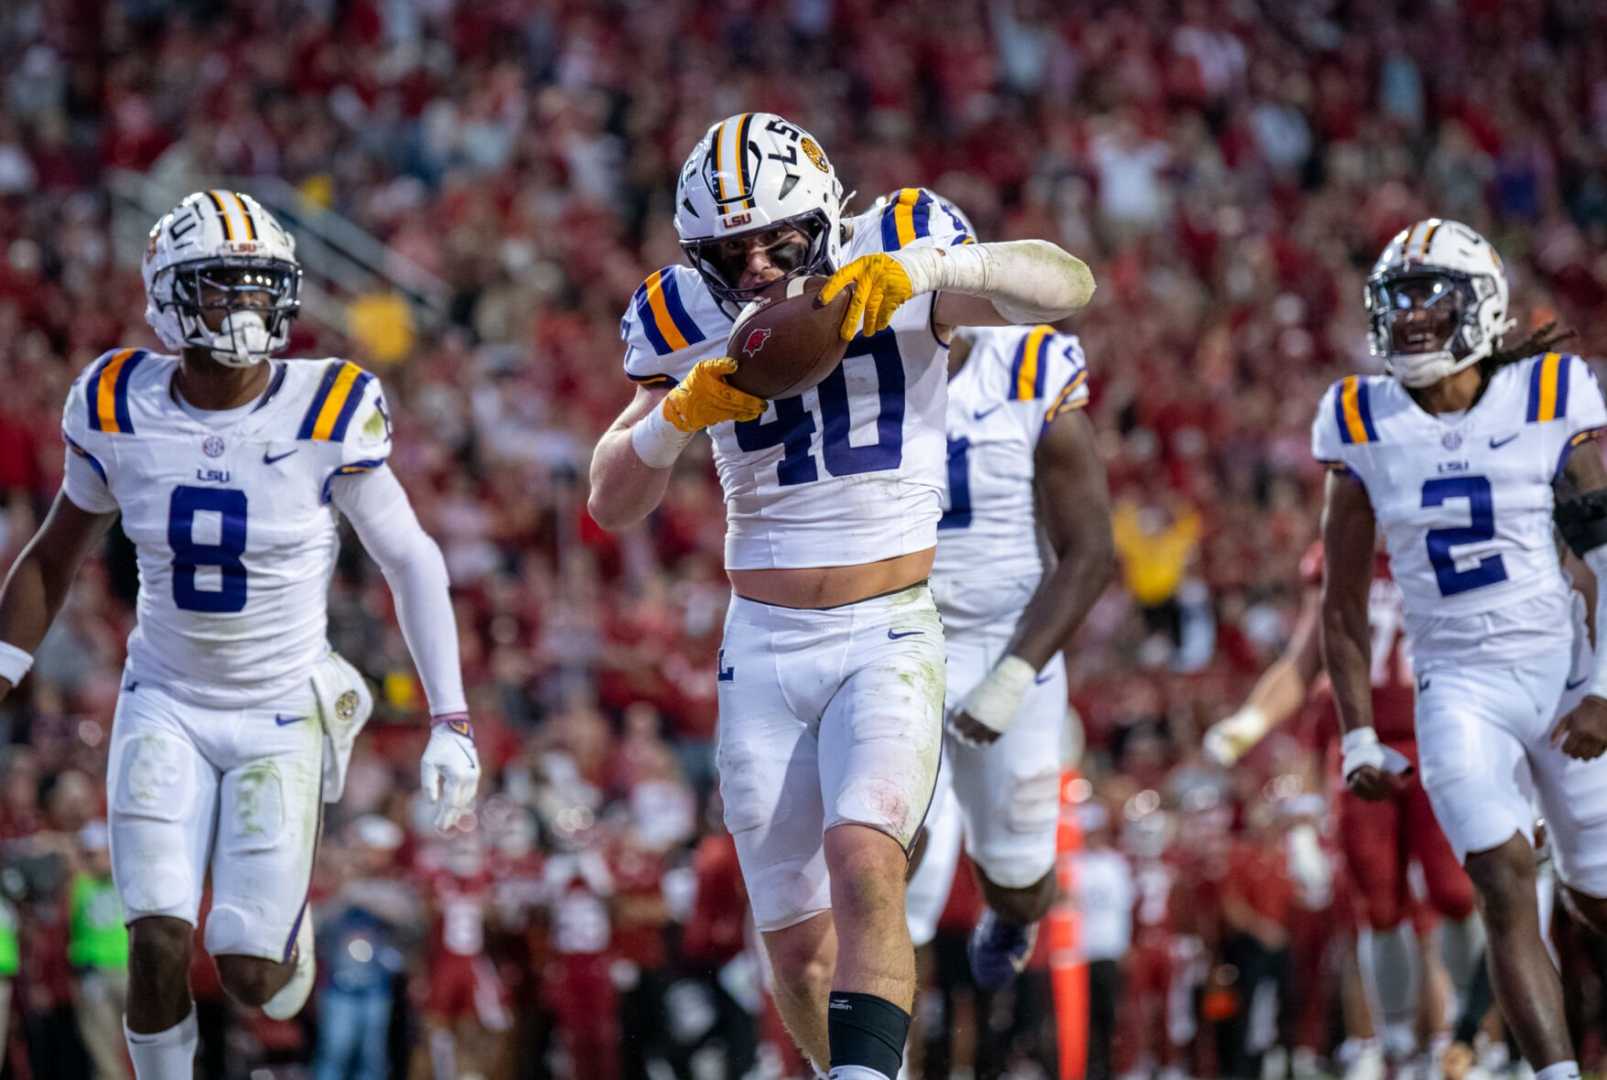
[1203, 704, 1271, 766]
[957, 654, 1036, 737]
[0, 641, 34, 685]
[629, 404, 696, 469]
[1340, 726, 1411, 778]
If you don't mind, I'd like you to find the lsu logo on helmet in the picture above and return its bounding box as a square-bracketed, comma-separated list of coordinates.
[801, 136, 829, 174]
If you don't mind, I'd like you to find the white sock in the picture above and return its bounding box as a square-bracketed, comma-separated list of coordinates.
[1358, 923, 1420, 1056]
[1439, 914, 1485, 1002]
[124, 1007, 198, 1080]
[1534, 1062, 1580, 1080]
[830, 1068, 893, 1080]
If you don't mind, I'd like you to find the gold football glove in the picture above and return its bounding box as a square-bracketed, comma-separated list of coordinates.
[820, 253, 916, 341]
[662, 357, 764, 432]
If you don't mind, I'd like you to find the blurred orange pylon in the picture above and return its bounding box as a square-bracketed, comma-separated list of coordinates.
[1049, 770, 1087, 1080]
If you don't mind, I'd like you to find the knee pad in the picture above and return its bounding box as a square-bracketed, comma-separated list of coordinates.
[205, 901, 301, 961]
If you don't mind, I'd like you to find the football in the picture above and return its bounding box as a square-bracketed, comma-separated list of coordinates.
[725, 275, 850, 399]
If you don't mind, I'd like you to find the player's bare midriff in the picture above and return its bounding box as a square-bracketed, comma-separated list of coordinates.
[728, 547, 935, 609]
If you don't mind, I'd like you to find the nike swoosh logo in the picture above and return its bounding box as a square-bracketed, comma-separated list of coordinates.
[1035, 671, 1054, 685]
[263, 449, 298, 465]
[1489, 434, 1519, 449]
[973, 404, 1003, 421]
[887, 629, 924, 640]
[1566, 676, 1588, 691]
[274, 713, 307, 726]
[1417, 676, 1431, 692]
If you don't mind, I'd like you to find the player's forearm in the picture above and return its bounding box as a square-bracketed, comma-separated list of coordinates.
[900, 240, 1096, 323]
[0, 516, 100, 660]
[1008, 531, 1115, 670]
[1320, 602, 1374, 733]
[587, 425, 676, 531]
[1241, 656, 1311, 733]
[0, 550, 63, 657]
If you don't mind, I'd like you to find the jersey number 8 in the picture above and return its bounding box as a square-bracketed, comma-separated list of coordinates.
[168, 485, 248, 613]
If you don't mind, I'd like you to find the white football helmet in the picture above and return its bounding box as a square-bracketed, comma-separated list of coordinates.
[1365, 218, 1515, 387]
[674, 112, 846, 314]
[143, 190, 301, 367]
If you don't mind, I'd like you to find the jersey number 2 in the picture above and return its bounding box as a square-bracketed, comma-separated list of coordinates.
[168, 486, 248, 613]
[733, 333, 904, 485]
[1421, 476, 1508, 597]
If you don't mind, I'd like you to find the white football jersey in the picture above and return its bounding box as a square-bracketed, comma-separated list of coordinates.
[61, 349, 392, 708]
[931, 326, 1089, 635]
[1311, 352, 1607, 668]
[620, 188, 972, 570]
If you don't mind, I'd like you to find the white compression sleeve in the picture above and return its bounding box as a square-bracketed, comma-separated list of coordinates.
[892, 239, 1096, 323]
[331, 466, 468, 715]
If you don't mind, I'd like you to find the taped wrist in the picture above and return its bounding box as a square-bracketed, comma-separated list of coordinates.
[0, 641, 33, 685]
[630, 403, 696, 468]
[1340, 726, 1384, 779]
[1205, 705, 1270, 764]
[961, 655, 1036, 735]
[1556, 488, 1607, 557]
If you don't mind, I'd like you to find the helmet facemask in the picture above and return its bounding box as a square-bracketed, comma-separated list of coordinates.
[1366, 268, 1499, 388]
[162, 257, 301, 368]
[682, 210, 834, 309]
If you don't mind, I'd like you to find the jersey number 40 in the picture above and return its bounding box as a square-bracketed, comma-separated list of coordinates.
[733, 333, 903, 485]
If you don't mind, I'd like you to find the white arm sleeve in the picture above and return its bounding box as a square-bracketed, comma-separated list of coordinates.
[893, 239, 1097, 323]
[330, 465, 468, 715]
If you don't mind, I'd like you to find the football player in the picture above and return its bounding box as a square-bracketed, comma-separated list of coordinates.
[1316, 218, 1607, 1080]
[903, 318, 1113, 990]
[0, 192, 480, 1080]
[587, 113, 1095, 1078]
[1204, 539, 1480, 1072]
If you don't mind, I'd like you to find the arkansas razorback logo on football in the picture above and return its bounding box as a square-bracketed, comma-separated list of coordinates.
[741, 327, 772, 357]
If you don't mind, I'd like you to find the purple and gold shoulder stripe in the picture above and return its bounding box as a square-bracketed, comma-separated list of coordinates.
[298, 360, 373, 442]
[1334, 375, 1379, 445]
[633, 268, 707, 357]
[85, 348, 148, 435]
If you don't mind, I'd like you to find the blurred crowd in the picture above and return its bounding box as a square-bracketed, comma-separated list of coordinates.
[4, 0, 1607, 1076]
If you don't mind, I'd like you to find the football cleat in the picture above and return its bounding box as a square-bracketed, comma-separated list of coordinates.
[967, 908, 1039, 992]
[262, 909, 315, 1020]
